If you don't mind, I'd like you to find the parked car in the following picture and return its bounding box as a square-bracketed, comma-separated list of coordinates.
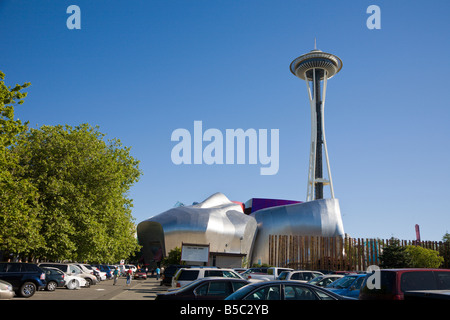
[92, 265, 113, 279]
[326, 273, 367, 299]
[241, 267, 293, 282]
[307, 274, 344, 287]
[157, 277, 250, 300]
[134, 269, 147, 280]
[39, 263, 97, 287]
[90, 266, 107, 281]
[65, 274, 88, 289]
[277, 270, 323, 283]
[74, 263, 105, 281]
[225, 280, 355, 300]
[0, 280, 15, 299]
[41, 267, 66, 291]
[120, 264, 136, 275]
[240, 267, 269, 280]
[403, 290, 450, 300]
[172, 268, 243, 288]
[161, 265, 189, 286]
[359, 268, 450, 300]
[0, 263, 46, 298]
[118, 265, 129, 276]
[233, 268, 247, 274]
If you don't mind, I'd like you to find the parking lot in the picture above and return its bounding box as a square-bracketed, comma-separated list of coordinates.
[13, 276, 167, 300]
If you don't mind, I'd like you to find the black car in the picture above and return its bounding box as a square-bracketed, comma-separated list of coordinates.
[41, 267, 66, 291]
[156, 277, 250, 300]
[0, 263, 46, 298]
[225, 280, 356, 300]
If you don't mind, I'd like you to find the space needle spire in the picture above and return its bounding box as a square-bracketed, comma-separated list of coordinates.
[290, 44, 342, 201]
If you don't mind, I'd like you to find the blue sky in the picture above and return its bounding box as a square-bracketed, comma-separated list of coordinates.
[1, 0, 449, 241]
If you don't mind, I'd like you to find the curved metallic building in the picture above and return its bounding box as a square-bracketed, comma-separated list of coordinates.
[137, 193, 345, 267]
[249, 198, 345, 265]
[137, 193, 258, 266]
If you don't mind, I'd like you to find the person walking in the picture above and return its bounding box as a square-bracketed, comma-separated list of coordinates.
[126, 268, 133, 286]
[155, 266, 161, 281]
[113, 267, 119, 285]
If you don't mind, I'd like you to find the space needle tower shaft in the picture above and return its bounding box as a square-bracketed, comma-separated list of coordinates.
[290, 44, 342, 202]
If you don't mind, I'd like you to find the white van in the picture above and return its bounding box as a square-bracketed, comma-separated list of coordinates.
[172, 268, 243, 289]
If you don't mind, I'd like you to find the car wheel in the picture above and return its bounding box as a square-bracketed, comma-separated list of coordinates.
[46, 281, 57, 291]
[67, 279, 81, 290]
[20, 282, 36, 298]
[85, 278, 92, 288]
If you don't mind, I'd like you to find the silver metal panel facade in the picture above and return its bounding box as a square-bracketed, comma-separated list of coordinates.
[137, 193, 258, 265]
[137, 194, 345, 266]
[249, 198, 345, 265]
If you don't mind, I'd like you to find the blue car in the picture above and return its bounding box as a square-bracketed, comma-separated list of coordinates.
[93, 265, 113, 279]
[325, 274, 367, 299]
[0, 263, 47, 298]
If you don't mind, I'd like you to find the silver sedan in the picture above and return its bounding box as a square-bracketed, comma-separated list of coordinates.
[0, 280, 15, 299]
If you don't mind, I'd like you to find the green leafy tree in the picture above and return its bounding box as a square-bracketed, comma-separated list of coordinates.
[405, 245, 443, 268]
[0, 71, 43, 260]
[379, 238, 411, 268]
[443, 233, 450, 243]
[14, 123, 142, 262]
[440, 233, 450, 268]
[161, 247, 183, 266]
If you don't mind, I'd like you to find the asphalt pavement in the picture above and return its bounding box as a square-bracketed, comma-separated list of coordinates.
[13, 275, 169, 300]
[110, 276, 169, 300]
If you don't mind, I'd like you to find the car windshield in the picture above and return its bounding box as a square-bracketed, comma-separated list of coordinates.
[242, 268, 266, 276]
[174, 278, 206, 291]
[178, 270, 199, 281]
[223, 271, 242, 279]
[308, 276, 324, 284]
[277, 272, 289, 280]
[225, 284, 258, 300]
[327, 276, 357, 289]
[72, 265, 83, 274]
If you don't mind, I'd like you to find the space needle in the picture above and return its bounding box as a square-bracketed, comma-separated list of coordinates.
[290, 42, 342, 202]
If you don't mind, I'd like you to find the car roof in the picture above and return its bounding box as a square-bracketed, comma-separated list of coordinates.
[179, 267, 234, 271]
[0, 262, 37, 265]
[41, 266, 64, 272]
[339, 273, 367, 277]
[247, 280, 312, 285]
[196, 277, 249, 281]
[379, 268, 450, 272]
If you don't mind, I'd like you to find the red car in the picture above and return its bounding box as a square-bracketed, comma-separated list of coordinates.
[134, 270, 147, 280]
[360, 268, 450, 300]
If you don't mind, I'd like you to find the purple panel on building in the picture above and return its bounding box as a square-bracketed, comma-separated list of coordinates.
[245, 198, 303, 214]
